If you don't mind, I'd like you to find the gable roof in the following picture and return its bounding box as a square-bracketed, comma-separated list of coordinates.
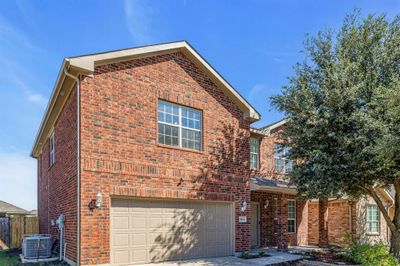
[31, 41, 260, 157]
[0, 200, 29, 215]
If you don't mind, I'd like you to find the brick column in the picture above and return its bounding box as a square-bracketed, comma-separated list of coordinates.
[277, 194, 288, 250]
[318, 198, 329, 247]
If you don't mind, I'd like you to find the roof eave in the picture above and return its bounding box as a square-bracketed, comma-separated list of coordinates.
[31, 59, 69, 158]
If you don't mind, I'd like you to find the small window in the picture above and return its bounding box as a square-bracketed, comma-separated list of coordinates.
[366, 205, 379, 234]
[250, 137, 260, 169]
[158, 100, 202, 151]
[274, 144, 292, 173]
[49, 133, 55, 166]
[288, 200, 296, 233]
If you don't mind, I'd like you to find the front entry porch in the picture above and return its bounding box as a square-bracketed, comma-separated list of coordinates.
[250, 176, 344, 250]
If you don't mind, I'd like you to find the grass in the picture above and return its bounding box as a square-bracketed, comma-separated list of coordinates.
[0, 249, 69, 266]
[0, 249, 19, 266]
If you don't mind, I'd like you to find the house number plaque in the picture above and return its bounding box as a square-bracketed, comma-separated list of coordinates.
[239, 216, 247, 223]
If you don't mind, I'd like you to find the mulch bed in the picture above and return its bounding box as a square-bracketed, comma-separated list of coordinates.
[289, 247, 358, 266]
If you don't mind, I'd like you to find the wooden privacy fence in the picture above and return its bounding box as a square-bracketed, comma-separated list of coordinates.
[0, 217, 10, 248]
[0, 216, 39, 249]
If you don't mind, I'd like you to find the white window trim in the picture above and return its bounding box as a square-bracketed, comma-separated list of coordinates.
[49, 132, 55, 166]
[250, 137, 260, 169]
[158, 100, 202, 151]
[288, 199, 296, 233]
[366, 204, 380, 234]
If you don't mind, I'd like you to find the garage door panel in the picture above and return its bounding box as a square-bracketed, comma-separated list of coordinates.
[131, 215, 146, 229]
[112, 249, 130, 264]
[148, 216, 164, 229]
[216, 218, 229, 230]
[112, 216, 129, 230]
[148, 231, 164, 245]
[111, 199, 233, 265]
[112, 233, 129, 247]
[216, 231, 229, 244]
[131, 232, 147, 247]
[130, 249, 147, 263]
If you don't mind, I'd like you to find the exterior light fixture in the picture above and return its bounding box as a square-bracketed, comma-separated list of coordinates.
[264, 199, 269, 209]
[241, 200, 248, 212]
[96, 192, 102, 208]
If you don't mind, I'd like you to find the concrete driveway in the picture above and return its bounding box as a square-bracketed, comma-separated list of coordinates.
[137, 249, 302, 266]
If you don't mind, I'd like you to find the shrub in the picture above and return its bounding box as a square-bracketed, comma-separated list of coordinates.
[347, 242, 398, 266]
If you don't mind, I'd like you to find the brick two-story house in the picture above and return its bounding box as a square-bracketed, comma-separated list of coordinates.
[31, 41, 394, 266]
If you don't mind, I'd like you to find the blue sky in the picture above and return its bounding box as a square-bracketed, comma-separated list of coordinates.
[0, 0, 399, 210]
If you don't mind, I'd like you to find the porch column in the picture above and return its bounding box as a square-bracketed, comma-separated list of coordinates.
[277, 194, 288, 250]
[318, 198, 329, 247]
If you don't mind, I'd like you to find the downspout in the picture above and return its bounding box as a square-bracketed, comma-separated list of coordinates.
[63, 67, 80, 265]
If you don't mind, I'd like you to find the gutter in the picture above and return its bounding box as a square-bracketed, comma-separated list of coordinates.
[63, 67, 81, 266]
[31, 60, 67, 157]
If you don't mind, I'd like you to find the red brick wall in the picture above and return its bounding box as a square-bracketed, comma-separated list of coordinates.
[78, 52, 252, 265]
[307, 200, 355, 247]
[37, 88, 78, 262]
[327, 200, 352, 245]
[308, 201, 319, 245]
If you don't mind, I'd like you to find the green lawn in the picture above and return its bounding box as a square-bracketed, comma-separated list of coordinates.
[0, 249, 69, 266]
[0, 249, 19, 266]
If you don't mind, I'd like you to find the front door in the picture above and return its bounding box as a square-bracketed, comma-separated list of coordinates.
[251, 202, 260, 248]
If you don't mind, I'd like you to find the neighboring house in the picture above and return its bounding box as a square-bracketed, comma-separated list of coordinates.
[0, 200, 29, 217]
[31, 41, 393, 266]
[28, 210, 38, 217]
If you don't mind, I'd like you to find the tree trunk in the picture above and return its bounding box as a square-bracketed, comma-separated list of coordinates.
[390, 231, 400, 260]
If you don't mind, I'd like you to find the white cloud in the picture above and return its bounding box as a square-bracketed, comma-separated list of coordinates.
[248, 83, 267, 103]
[27, 92, 47, 108]
[124, 0, 156, 44]
[0, 152, 37, 211]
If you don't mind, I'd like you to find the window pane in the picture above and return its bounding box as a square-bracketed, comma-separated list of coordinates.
[250, 138, 259, 169]
[250, 154, 258, 169]
[158, 124, 179, 146]
[288, 220, 295, 233]
[366, 205, 379, 233]
[181, 128, 201, 150]
[274, 144, 283, 158]
[275, 158, 284, 173]
[181, 107, 201, 130]
[285, 159, 293, 173]
[288, 201, 296, 219]
[158, 101, 179, 125]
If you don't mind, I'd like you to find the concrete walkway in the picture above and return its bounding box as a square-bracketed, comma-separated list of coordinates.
[138, 249, 303, 266]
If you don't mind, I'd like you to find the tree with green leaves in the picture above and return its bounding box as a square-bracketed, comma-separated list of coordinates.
[271, 11, 400, 258]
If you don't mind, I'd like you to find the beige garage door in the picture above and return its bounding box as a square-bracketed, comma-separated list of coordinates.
[110, 198, 233, 265]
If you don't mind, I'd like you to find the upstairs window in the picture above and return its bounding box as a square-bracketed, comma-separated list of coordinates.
[250, 137, 260, 169]
[366, 204, 379, 234]
[49, 132, 55, 166]
[274, 144, 292, 173]
[158, 100, 202, 151]
[288, 200, 296, 233]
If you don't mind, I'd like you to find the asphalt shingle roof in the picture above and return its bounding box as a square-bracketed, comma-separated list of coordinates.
[0, 200, 29, 215]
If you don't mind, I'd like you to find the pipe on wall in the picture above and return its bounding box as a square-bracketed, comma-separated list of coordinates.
[63, 67, 81, 265]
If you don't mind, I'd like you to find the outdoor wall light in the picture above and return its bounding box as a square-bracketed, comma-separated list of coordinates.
[96, 192, 102, 208]
[264, 199, 269, 209]
[241, 200, 248, 212]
